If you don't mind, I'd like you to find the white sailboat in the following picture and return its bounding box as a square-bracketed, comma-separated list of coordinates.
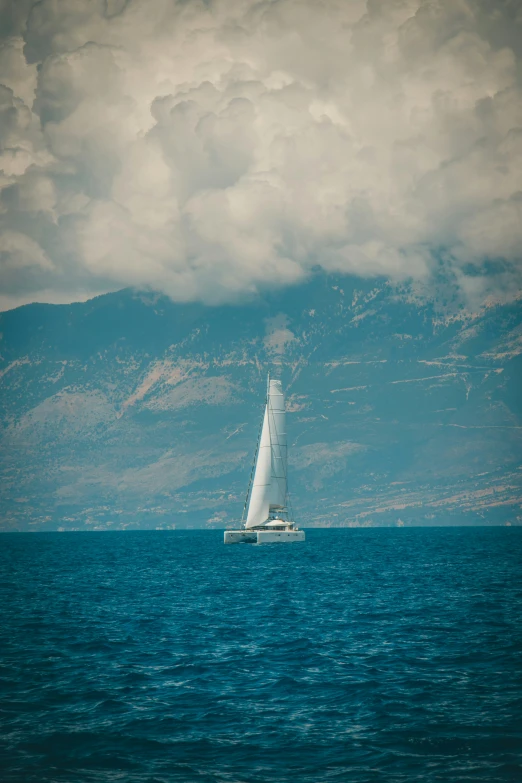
[224, 376, 305, 544]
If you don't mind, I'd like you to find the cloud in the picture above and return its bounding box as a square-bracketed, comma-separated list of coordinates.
[0, 0, 521, 309]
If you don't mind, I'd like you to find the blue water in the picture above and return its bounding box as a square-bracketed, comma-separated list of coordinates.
[1, 529, 521, 783]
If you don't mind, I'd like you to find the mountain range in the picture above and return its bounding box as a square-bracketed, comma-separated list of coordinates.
[1, 275, 521, 530]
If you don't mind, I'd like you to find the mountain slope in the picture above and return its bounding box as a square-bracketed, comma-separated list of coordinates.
[1, 275, 521, 530]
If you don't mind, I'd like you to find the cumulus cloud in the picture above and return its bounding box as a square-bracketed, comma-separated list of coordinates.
[0, 0, 521, 309]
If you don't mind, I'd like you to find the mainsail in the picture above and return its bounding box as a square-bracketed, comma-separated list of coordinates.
[245, 378, 288, 529]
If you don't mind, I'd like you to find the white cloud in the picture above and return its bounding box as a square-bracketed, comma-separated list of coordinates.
[0, 0, 521, 309]
[0, 229, 54, 269]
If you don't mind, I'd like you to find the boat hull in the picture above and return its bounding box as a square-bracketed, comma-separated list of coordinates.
[224, 529, 305, 544]
[223, 530, 258, 544]
[257, 529, 305, 544]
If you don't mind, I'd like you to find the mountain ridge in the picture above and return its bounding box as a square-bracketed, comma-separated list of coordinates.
[1, 274, 521, 531]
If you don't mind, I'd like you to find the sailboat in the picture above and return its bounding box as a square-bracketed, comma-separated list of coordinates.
[224, 376, 305, 544]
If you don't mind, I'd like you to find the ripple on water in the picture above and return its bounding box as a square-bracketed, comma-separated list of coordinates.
[0, 528, 521, 783]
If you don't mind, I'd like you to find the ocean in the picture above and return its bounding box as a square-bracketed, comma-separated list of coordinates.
[1, 528, 521, 782]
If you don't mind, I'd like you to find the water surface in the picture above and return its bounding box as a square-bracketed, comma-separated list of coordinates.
[1, 528, 521, 782]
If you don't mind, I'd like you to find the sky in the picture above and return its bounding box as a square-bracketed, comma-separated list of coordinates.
[0, 0, 521, 311]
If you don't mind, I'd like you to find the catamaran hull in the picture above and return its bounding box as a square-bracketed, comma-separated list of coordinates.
[224, 529, 305, 544]
[257, 529, 305, 544]
[223, 530, 258, 544]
